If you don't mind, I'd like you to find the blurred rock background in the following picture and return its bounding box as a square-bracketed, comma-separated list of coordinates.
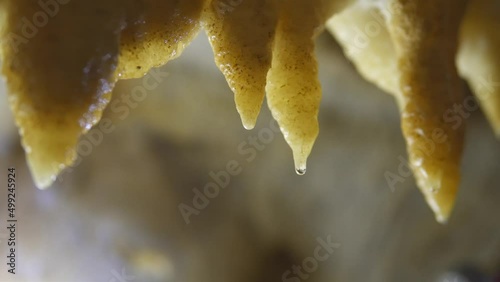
[0, 32, 500, 282]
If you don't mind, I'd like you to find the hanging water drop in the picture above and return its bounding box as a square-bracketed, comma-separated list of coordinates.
[295, 167, 306, 175]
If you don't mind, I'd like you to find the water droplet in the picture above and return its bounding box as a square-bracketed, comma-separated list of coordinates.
[295, 168, 306, 175]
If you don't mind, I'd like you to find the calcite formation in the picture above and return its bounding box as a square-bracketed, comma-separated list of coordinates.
[1, 0, 498, 222]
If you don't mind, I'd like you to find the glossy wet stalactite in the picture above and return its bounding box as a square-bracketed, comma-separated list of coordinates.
[327, 0, 500, 221]
[388, 1, 468, 222]
[0, 0, 350, 188]
[1, 0, 205, 187]
[1, 0, 500, 223]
